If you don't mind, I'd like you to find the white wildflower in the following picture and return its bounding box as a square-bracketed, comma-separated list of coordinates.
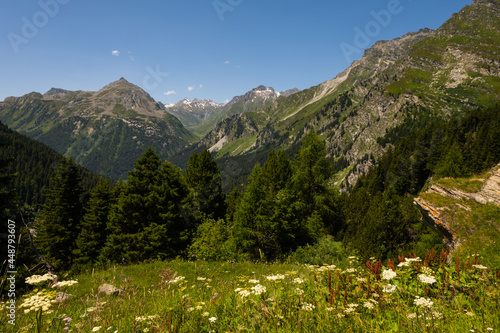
[382, 284, 397, 293]
[381, 269, 397, 281]
[414, 296, 433, 309]
[418, 274, 437, 284]
[251, 284, 266, 295]
[301, 302, 315, 312]
[472, 264, 488, 270]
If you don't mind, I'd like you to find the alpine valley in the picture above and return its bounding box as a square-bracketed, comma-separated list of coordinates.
[1, 2, 500, 331]
[2, 0, 498, 189]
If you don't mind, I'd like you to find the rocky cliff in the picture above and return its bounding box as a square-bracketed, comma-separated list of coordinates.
[414, 164, 500, 261]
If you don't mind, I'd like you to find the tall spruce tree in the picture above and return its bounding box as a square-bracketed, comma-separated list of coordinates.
[101, 147, 190, 263]
[73, 179, 112, 269]
[185, 149, 226, 220]
[36, 157, 84, 271]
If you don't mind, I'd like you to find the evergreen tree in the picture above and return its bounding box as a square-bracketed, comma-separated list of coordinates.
[290, 132, 332, 215]
[101, 147, 190, 263]
[185, 149, 226, 220]
[0, 137, 16, 266]
[36, 157, 84, 271]
[73, 179, 113, 269]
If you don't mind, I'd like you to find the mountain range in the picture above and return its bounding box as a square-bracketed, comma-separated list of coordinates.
[1, 0, 499, 187]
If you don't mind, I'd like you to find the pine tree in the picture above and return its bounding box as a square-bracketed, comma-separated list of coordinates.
[185, 149, 226, 220]
[36, 157, 84, 271]
[101, 147, 190, 263]
[73, 179, 112, 269]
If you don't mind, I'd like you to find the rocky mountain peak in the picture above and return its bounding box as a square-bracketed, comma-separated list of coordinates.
[44, 88, 71, 96]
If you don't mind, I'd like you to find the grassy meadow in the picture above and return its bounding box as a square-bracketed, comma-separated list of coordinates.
[2, 251, 499, 332]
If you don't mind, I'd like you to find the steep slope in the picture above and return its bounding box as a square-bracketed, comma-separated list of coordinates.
[0, 78, 195, 180]
[176, 0, 500, 189]
[414, 164, 500, 266]
[0, 120, 101, 207]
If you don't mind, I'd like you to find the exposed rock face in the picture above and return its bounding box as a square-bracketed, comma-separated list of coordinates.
[427, 165, 500, 207]
[53, 292, 73, 304]
[414, 164, 500, 254]
[414, 197, 458, 250]
[98, 283, 123, 296]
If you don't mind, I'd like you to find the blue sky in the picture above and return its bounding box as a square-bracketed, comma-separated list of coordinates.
[1, 0, 471, 104]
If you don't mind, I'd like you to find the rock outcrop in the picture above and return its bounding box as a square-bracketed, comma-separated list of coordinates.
[414, 164, 500, 254]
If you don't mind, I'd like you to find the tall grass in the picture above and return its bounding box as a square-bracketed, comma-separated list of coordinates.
[2, 250, 499, 332]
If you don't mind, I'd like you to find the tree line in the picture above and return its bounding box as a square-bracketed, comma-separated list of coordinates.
[1, 104, 499, 276]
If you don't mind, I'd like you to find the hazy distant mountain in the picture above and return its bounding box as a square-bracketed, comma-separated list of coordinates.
[0, 78, 195, 179]
[166, 85, 298, 137]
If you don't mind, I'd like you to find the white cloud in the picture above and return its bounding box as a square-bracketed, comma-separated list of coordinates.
[111, 50, 120, 56]
[224, 60, 230, 64]
[164, 90, 176, 96]
[199, 84, 203, 88]
[187, 86, 194, 91]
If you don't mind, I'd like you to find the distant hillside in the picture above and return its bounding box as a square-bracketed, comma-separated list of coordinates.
[0, 121, 101, 207]
[0, 78, 195, 180]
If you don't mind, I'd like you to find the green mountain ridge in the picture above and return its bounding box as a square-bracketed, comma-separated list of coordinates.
[0, 78, 195, 180]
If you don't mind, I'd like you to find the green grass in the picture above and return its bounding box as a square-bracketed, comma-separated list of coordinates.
[434, 171, 492, 193]
[4, 255, 499, 332]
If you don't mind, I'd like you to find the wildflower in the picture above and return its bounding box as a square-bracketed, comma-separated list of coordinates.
[432, 311, 443, 319]
[398, 261, 411, 267]
[346, 268, 357, 273]
[407, 313, 417, 319]
[301, 302, 315, 312]
[337, 313, 345, 318]
[53, 280, 78, 288]
[348, 256, 357, 260]
[326, 307, 334, 311]
[202, 312, 210, 317]
[466, 311, 475, 317]
[382, 284, 397, 293]
[25, 273, 57, 285]
[418, 274, 437, 284]
[414, 296, 433, 309]
[170, 276, 185, 284]
[143, 329, 149, 333]
[363, 301, 374, 309]
[251, 284, 266, 295]
[294, 288, 304, 296]
[293, 278, 304, 284]
[92, 327, 102, 332]
[209, 317, 217, 323]
[317, 265, 336, 272]
[238, 290, 251, 298]
[381, 269, 397, 280]
[19, 291, 55, 313]
[248, 279, 260, 284]
[197, 277, 207, 281]
[487, 328, 493, 331]
[266, 274, 285, 281]
[187, 307, 194, 312]
[473, 264, 488, 270]
[356, 277, 366, 282]
[196, 305, 203, 310]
